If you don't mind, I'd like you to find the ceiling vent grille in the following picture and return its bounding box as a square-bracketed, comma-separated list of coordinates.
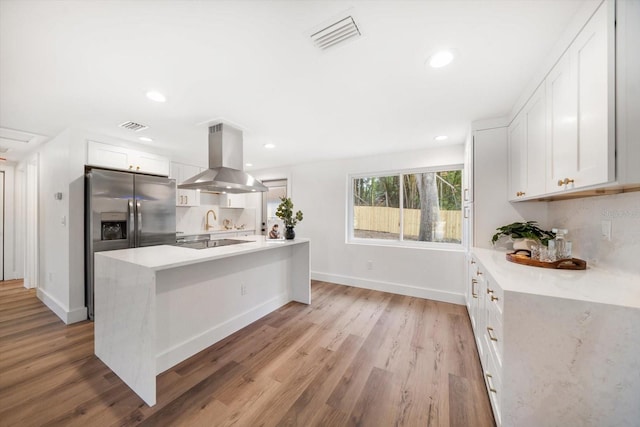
[311, 16, 361, 50]
[119, 121, 148, 132]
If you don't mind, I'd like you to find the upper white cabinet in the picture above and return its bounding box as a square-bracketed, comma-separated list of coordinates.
[170, 162, 202, 207]
[220, 193, 245, 208]
[508, 1, 621, 200]
[547, 2, 614, 193]
[508, 83, 547, 201]
[87, 141, 170, 176]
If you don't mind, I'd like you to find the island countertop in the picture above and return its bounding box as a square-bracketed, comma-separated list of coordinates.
[98, 236, 309, 271]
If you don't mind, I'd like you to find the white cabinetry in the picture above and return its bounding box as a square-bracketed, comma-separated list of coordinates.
[220, 193, 245, 208]
[547, 2, 614, 193]
[508, 1, 620, 200]
[171, 162, 201, 207]
[466, 249, 640, 426]
[508, 84, 546, 201]
[87, 141, 170, 176]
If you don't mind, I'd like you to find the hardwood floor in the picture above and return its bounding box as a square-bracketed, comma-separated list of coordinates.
[0, 279, 495, 427]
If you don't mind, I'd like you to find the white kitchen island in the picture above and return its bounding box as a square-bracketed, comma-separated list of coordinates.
[93, 236, 310, 406]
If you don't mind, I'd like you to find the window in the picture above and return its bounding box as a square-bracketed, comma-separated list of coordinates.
[349, 166, 463, 247]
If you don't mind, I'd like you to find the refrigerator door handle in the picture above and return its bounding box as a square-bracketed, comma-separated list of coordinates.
[128, 199, 135, 247]
[136, 201, 142, 247]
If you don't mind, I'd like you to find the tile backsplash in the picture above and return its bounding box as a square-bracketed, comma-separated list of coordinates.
[547, 191, 640, 273]
[176, 195, 256, 235]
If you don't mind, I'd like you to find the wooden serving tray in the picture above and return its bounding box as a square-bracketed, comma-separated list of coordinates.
[506, 250, 587, 270]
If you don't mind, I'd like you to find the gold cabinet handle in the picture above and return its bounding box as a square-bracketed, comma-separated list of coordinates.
[564, 178, 574, 185]
[491, 295, 499, 302]
[136, 166, 141, 171]
[487, 288, 494, 295]
[485, 373, 497, 393]
[129, 165, 133, 170]
[557, 179, 565, 187]
[471, 260, 476, 265]
[516, 191, 525, 196]
[487, 327, 498, 342]
[559, 178, 575, 186]
[476, 270, 483, 276]
[471, 279, 478, 298]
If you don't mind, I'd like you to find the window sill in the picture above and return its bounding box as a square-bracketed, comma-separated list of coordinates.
[346, 238, 465, 252]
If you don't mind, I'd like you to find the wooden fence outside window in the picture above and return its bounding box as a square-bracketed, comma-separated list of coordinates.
[354, 206, 462, 241]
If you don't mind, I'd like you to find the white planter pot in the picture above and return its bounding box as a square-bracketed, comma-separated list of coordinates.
[512, 238, 537, 251]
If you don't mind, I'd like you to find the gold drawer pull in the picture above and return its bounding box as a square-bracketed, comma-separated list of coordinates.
[487, 327, 498, 342]
[471, 279, 478, 298]
[476, 270, 483, 276]
[487, 288, 494, 295]
[485, 373, 497, 393]
[491, 295, 499, 302]
[471, 260, 476, 265]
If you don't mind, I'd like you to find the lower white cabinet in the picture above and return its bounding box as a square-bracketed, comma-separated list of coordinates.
[466, 249, 640, 427]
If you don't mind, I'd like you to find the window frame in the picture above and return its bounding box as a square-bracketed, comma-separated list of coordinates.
[347, 164, 465, 250]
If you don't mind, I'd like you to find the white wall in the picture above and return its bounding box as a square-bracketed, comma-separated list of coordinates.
[254, 145, 467, 305]
[547, 191, 639, 274]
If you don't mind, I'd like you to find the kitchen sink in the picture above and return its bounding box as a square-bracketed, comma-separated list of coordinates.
[175, 238, 250, 250]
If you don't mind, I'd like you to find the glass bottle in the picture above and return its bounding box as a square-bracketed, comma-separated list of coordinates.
[552, 228, 568, 259]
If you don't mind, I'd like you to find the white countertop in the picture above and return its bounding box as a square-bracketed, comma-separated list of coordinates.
[472, 247, 640, 309]
[97, 236, 308, 271]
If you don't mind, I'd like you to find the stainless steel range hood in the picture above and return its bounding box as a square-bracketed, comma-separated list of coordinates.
[178, 123, 267, 193]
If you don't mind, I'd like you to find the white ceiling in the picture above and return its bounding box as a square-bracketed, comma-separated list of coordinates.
[0, 0, 585, 169]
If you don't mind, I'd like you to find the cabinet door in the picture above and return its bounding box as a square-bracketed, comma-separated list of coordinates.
[463, 132, 474, 203]
[134, 152, 170, 176]
[572, 2, 614, 188]
[508, 84, 546, 200]
[524, 84, 547, 197]
[172, 163, 201, 207]
[87, 141, 130, 171]
[547, 52, 577, 192]
[221, 193, 245, 208]
[508, 114, 526, 200]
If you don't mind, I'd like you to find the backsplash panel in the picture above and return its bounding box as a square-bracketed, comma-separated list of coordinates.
[547, 192, 640, 273]
[176, 201, 256, 235]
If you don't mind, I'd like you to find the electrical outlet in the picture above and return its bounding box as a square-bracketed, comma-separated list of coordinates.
[241, 284, 247, 295]
[367, 260, 373, 270]
[601, 220, 612, 241]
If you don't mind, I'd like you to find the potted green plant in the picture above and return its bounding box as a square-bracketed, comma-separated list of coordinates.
[491, 221, 555, 249]
[275, 197, 303, 240]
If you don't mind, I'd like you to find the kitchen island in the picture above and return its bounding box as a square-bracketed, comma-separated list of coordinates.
[94, 236, 310, 406]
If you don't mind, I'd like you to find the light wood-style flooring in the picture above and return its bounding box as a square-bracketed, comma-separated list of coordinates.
[0, 279, 494, 426]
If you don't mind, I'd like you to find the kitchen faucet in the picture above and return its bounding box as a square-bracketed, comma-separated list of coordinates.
[205, 209, 217, 230]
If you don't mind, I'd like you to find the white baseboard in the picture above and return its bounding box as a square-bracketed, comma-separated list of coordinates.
[156, 292, 291, 374]
[311, 271, 465, 305]
[36, 288, 88, 324]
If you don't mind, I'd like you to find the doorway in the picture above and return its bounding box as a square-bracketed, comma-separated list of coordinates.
[0, 171, 4, 281]
[261, 179, 287, 235]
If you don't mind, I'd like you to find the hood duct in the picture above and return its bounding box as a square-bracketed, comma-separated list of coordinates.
[178, 123, 268, 193]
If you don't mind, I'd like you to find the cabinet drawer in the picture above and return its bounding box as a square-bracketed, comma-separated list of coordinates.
[484, 347, 502, 426]
[485, 303, 503, 366]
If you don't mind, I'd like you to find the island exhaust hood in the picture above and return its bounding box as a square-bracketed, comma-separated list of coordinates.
[178, 123, 267, 193]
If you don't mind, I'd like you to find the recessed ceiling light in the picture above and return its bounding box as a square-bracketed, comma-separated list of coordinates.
[434, 135, 448, 141]
[225, 186, 232, 189]
[139, 136, 153, 142]
[146, 90, 166, 102]
[264, 143, 275, 149]
[251, 189, 256, 192]
[428, 51, 454, 68]
[245, 162, 253, 167]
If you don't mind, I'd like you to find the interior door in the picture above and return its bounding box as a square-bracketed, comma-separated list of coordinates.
[261, 179, 287, 235]
[0, 171, 4, 281]
[134, 174, 176, 246]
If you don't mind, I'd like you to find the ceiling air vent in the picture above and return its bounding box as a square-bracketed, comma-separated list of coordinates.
[310, 16, 361, 50]
[119, 121, 148, 132]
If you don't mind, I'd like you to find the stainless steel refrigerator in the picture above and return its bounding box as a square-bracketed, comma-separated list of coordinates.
[85, 168, 176, 320]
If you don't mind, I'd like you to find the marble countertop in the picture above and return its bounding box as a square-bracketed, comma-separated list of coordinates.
[472, 247, 640, 309]
[96, 236, 308, 272]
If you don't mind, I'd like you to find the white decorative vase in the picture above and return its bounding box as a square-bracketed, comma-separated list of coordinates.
[512, 238, 537, 251]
